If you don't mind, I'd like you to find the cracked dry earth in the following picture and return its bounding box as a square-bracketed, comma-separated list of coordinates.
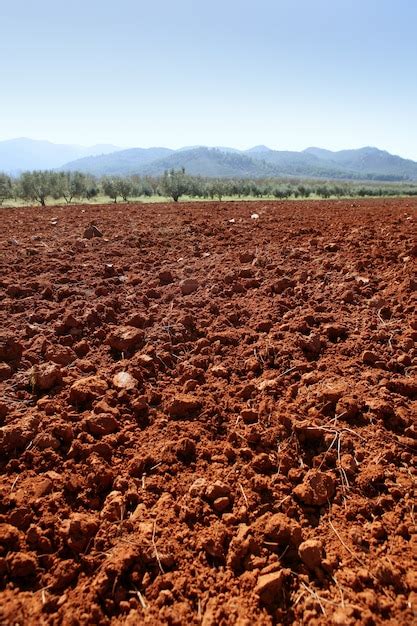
[0, 198, 416, 626]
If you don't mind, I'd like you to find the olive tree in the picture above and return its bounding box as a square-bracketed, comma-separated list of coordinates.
[208, 179, 230, 201]
[159, 168, 190, 202]
[58, 171, 89, 203]
[0, 173, 13, 205]
[102, 177, 120, 202]
[18, 171, 59, 206]
[102, 176, 134, 202]
[117, 177, 133, 202]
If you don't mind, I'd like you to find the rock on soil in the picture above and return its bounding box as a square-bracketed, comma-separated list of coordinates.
[159, 269, 174, 285]
[298, 539, 324, 570]
[30, 363, 62, 391]
[0, 335, 22, 363]
[44, 345, 76, 366]
[166, 394, 201, 418]
[86, 413, 119, 436]
[69, 376, 108, 406]
[255, 570, 285, 606]
[261, 512, 303, 547]
[294, 470, 336, 506]
[106, 326, 144, 352]
[0, 416, 40, 456]
[180, 278, 199, 295]
[83, 224, 103, 239]
[0, 363, 12, 381]
[60, 513, 99, 552]
[112, 371, 137, 390]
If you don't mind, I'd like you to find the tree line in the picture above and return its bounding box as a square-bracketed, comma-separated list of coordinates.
[1, 168, 417, 206]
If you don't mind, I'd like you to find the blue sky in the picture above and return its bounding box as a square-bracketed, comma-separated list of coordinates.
[1, 0, 417, 158]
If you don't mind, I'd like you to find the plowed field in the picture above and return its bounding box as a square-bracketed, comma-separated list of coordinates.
[0, 199, 416, 625]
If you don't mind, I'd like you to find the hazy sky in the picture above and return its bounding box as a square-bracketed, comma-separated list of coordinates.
[1, 0, 417, 158]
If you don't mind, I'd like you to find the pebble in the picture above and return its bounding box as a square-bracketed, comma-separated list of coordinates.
[83, 224, 103, 239]
[126, 313, 148, 329]
[0, 335, 23, 363]
[298, 539, 323, 569]
[211, 364, 229, 378]
[241, 408, 258, 424]
[206, 481, 231, 501]
[166, 394, 201, 418]
[131, 395, 149, 415]
[30, 363, 62, 391]
[272, 277, 295, 294]
[112, 371, 137, 391]
[45, 345, 76, 366]
[318, 381, 347, 403]
[86, 413, 119, 436]
[159, 269, 174, 285]
[69, 376, 108, 406]
[362, 350, 378, 365]
[213, 497, 230, 512]
[106, 326, 144, 353]
[297, 334, 322, 357]
[0, 363, 12, 381]
[262, 512, 303, 547]
[255, 570, 284, 606]
[189, 477, 207, 497]
[294, 470, 336, 506]
[180, 278, 199, 295]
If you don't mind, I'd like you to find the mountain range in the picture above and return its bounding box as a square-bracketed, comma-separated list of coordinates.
[1, 138, 417, 181]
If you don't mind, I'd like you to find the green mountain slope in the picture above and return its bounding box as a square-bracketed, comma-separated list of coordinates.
[140, 148, 278, 177]
[62, 147, 174, 175]
[304, 146, 417, 180]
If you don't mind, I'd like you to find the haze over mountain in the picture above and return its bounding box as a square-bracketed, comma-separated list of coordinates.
[0, 138, 120, 174]
[1, 138, 417, 181]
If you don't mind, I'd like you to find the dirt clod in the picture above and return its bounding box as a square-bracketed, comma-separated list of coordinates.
[298, 539, 324, 569]
[112, 371, 137, 390]
[0, 334, 23, 363]
[83, 224, 103, 239]
[106, 326, 144, 353]
[180, 278, 199, 295]
[30, 363, 62, 391]
[70, 375, 108, 406]
[255, 570, 285, 606]
[294, 470, 336, 506]
[166, 394, 201, 418]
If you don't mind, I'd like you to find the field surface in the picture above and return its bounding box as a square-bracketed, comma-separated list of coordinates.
[0, 199, 416, 625]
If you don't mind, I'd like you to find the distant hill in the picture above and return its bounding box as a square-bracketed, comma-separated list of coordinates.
[139, 148, 278, 177]
[245, 145, 273, 154]
[63, 147, 174, 176]
[60, 144, 417, 180]
[304, 146, 417, 180]
[2, 138, 417, 181]
[0, 138, 120, 174]
[245, 149, 344, 178]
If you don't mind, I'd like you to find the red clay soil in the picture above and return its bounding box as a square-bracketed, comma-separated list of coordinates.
[0, 198, 416, 626]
